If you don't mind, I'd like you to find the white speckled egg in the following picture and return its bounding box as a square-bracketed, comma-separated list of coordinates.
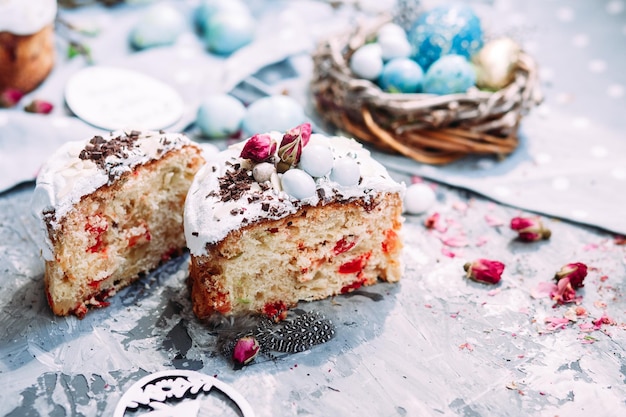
[349, 43, 384, 80]
[299, 144, 334, 177]
[252, 162, 276, 183]
[423, 55, 476, 95]
[403, 183, 436, 214]
[242, 95, 307, 137]
[330, 158, 361, 186]
[378, 33, 412, 61]
[130, 4, 186, 49]
[281, 169, 316, 200]
[196, 94, 246, 138]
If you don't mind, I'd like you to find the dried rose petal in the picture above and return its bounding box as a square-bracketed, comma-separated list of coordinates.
[240, 133, 277, 162]
[232, 336, 260, 367]
[24, 99, 54, 114]
[550, 277, 578, 304]
[510, 216, 551, 242]
[0, 88, 24, 108]
[554, 262, 587, 288]
[463, 259, 505, 284]
[277, 123, 311, 171]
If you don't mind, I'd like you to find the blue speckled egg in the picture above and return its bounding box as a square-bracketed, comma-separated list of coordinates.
[242, 95, 307, 137]
[423, 55, 476, 95]
[203, 11, 255, 55]
[379, 58, 424, 93]
[281, 169, 316, 200]
[196, 94, 246, 138]
[408, 4, 483, 71]
[130, 4, 186, 49]
[330, 158, 360, 186]
[349, 43, 384, 81]
[299, 144, 334, 177]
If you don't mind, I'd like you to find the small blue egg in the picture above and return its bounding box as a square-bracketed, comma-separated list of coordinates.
[196, 94, 246, 138]
[379, 58, 424, 93]
[203, 11, 255, 55]
[299, 144, 334, 178]
[423, 55, 476, 95]
[349, 43, 384, 81]
[330, 158, 361, 186]
[281, 169, 317, 200]
[195, 0, 249, 33]
[130, 4, 186, 49]
[242, 95, 307, 137]
[408, 4, 483, 70]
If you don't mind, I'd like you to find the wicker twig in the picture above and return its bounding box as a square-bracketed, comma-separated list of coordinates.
[311, 18, 542, 164]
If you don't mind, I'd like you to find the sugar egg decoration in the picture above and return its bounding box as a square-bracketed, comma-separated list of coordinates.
[242, 95, 307, 137]
[349, 43, 384, 81]
[330, 158, 360, 186]
[423, 54, 476, 95]
[196, 94, 246, 138]
[379, 58, 424, 93]
[403, 183, 436, 214]
[281, 169, 317, 200]
[299, 144, 334, 178]
[407, 4, 483, 71]
[129, 4, 186, 49]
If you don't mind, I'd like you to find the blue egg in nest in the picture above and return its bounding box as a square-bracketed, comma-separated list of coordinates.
[423, 55, 476, 95]
[408, 4, 483, 71]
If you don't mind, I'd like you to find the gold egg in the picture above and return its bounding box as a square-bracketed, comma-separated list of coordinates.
[473, 37, 521, 90]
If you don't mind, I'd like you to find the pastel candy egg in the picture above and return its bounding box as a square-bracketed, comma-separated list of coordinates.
[281, 169, 317, 200]
[299, 144, 334, 177]
[349, 43, 384, 80]
[423, 55, 476, 95]
[379, 58, 424, 93]
[403, 183, 436, 214]
[408, 4, 483, 70]
[203, 11, 255, 55]
[130, 4, 186, 49]
[252, 162, 276, 183]
[330, 158, 360, 186]
[195, 0, 249, 33]
[378, 34, 412, 61]
[196, 94, 246, 138]
[242, 95, 307, 137]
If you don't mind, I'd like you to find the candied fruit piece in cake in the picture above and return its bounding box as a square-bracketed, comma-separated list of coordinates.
[32, 130, 205, 317]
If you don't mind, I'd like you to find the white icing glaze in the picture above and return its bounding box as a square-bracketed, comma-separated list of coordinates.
[0, 0, 57, 35]
[184, 133, 405, 256]
[32, 130, 194, 260]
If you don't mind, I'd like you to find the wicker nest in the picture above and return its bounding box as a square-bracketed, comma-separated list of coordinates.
[311, 19, 543, 165]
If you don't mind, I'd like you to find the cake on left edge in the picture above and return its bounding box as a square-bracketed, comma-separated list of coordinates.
[31, 130, 205, 318]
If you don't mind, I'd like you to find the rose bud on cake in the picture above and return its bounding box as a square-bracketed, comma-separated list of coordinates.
[240, 133, 277, 162]
[463, 258, 505, 284]
[277, 122, 311, 172]
[510, 216, 551, 242]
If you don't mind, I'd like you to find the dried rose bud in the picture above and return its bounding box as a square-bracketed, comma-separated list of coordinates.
[232, 336, 260, 368]
[277, 123, 311, 172]
[24, 99, 54, 114]
[554, 262, 587, 289]
[510, 216, 551, 242]
[240, 133, 277, 162]
[0, 88, 24, 108]
[550, 276, 577, 304]
[463, 259, 505, 284]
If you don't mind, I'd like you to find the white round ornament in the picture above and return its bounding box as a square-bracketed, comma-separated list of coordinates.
[403, 183, 436, 214]
[281, 169, 316, 200]
[299, 144, 334, 177]
[330, 158, 360, 186]
[65, 66, 184, 131]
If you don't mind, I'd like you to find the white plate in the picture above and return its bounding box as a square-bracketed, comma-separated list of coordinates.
[65, 66, 184, 131]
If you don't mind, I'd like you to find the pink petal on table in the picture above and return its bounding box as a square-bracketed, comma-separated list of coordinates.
[485, 214, 505, 227]
[475, 236, 489, 247]
[441, 235, 469, 247]
[441, 247, 457, 258]
[531, 281, 556, 299]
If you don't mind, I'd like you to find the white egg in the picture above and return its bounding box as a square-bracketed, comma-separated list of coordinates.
[299, 144, 334, 177]
[349, 43, 384, 80]
[281, 169, 317, 200]
[330, 158, 361, 186]
[196, 94, 246, 138]
[130, 4, 186, 49]
[242, 95, 307, 137]
[378, 33, 411, 61]
[252, 162, 276, 183]
[403, 183, 436, 214]
[377, 23, 407, 40]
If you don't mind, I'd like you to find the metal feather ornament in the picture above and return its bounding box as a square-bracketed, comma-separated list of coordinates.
[210, 311, 335, 369]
